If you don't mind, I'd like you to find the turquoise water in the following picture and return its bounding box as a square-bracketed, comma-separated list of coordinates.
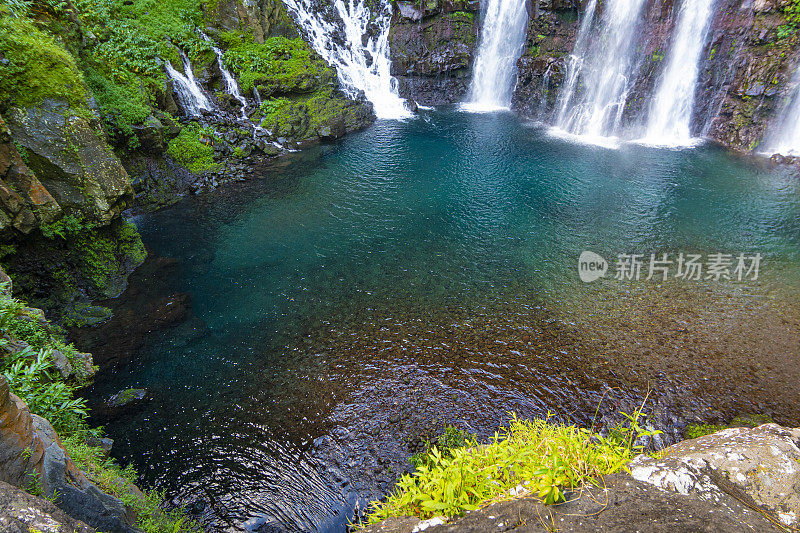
[81, 111, 800, 531]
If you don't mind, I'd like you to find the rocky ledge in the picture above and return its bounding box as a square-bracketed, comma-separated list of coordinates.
[364, 423, 800, 533]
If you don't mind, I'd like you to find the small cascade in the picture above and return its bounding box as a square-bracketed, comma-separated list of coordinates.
[165, 53, 212, 117]
[461, 0, 529, 112]
[253, 87, 263, 106]
[201, 32, 249, 119]
[763, 66, 800, 156]
[282, 0, 411, 119]
[639, 0, 715, 146]
[554, 0, 647, 141]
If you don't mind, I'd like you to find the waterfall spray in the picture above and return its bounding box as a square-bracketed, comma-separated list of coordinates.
[640, 0, 715, 147]
[165, 53, 212, 117]
[461, 0, 529, 112]
[282, 0, 411, 119]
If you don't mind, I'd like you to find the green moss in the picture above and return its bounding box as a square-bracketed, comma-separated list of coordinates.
[684, 413, 774, 440]
[0, 15, 87, 109]
[166, 123, 220, 173]
[72, 220, 147, 297]
[222, 32, 333, 93]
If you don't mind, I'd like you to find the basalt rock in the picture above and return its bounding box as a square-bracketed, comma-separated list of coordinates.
[3, 101, 132, 225]
[0, 480, 96, 533]
[0, 375, 139, 533]
[631, 423, 800, 527]
[390, 2, 480, 105]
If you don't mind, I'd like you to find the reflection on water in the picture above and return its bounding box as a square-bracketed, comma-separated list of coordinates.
[77, 111, 800, 532]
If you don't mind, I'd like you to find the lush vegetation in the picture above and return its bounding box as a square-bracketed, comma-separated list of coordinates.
[167, 123, 220, 173]
[0, 286, 198, 531]
[366, 412, 660, 523]
[778, 0, 800, 40]
[221, 32, 332, 93]
[0, 14, 88, 109]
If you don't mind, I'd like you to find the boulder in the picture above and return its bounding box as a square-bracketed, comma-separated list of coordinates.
[0, 479, 95, 533]
[0, 113, 61, 238]
[0, 376, 45, 488]
[4, 100, 133, 225]
[631, 423, 800, 527]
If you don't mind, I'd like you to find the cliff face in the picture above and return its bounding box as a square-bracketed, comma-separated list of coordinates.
[511, 0, 800, 152]
[389, 0, 481, 105]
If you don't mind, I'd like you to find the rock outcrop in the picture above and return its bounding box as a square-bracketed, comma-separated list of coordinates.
[631, 423, 800, 527]
[0, 375, 139, 532]
[390, 0, 481, 105]
[3, 101, 132, 226]
[0, 480, 96, 533]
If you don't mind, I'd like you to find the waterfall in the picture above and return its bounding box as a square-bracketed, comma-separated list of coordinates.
[165, 53, 212, 117]
[639, 0, 715, 146]
[282, 0, 411, 119]
[461, 0, 529, 112]
[763, 66, 800, 156]
[554, 0, 647, 141]
[201, 32, 249, 119]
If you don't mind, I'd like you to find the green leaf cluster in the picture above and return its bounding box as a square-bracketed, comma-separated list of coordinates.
[367, 412, 660, 522]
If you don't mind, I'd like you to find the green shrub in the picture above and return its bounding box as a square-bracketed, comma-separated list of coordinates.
[166, 124, 219, 173]
[63, 436, 202, 533]
[3, 347, 89, 433]
[40, 214, 95, 240]
[367, 412, 659, 522]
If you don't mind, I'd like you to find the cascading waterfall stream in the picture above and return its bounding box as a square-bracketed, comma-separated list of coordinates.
[763, 65, 800, 156]
[554, 0, 647, 142]
[165, 52, 213, 117]
[201, 32, 249, 120]
[639, 0, 715, 146]
[461, 0, 529, 112]
[282, 0, 411, 119]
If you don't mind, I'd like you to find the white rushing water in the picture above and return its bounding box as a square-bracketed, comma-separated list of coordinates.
[461, 0, 529, 112]
[554, 0, 647, 141]
[639, 0, 715, 147]
[165, 53, 213, 117]
[201, 32, 249, 119]
[282, 0, 411, 119]
[763, 66, 800, 156]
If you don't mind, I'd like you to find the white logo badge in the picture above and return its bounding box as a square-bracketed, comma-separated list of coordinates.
[578, 251, 607, 283]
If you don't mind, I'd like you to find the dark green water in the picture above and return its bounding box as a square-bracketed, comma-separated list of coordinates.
[81, 111, 800, 532]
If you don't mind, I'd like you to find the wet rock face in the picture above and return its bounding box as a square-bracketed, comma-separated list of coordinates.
[3, 100, 132, 225]
[0, 114, 61, 238]
[510, 0, 800, 151]
[631, 423, 800, 527]
[0, 480, 96, 533]
[701, 0, 800, 152]
[389, 1, 480, 105]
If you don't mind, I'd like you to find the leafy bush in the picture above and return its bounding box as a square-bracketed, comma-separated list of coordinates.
[367, 412, 660, 522]
[63, 435, 202, 533]
[166, 124, 219, 173]
[3, 347, 89, 433]
[40, 214, 96, 240]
